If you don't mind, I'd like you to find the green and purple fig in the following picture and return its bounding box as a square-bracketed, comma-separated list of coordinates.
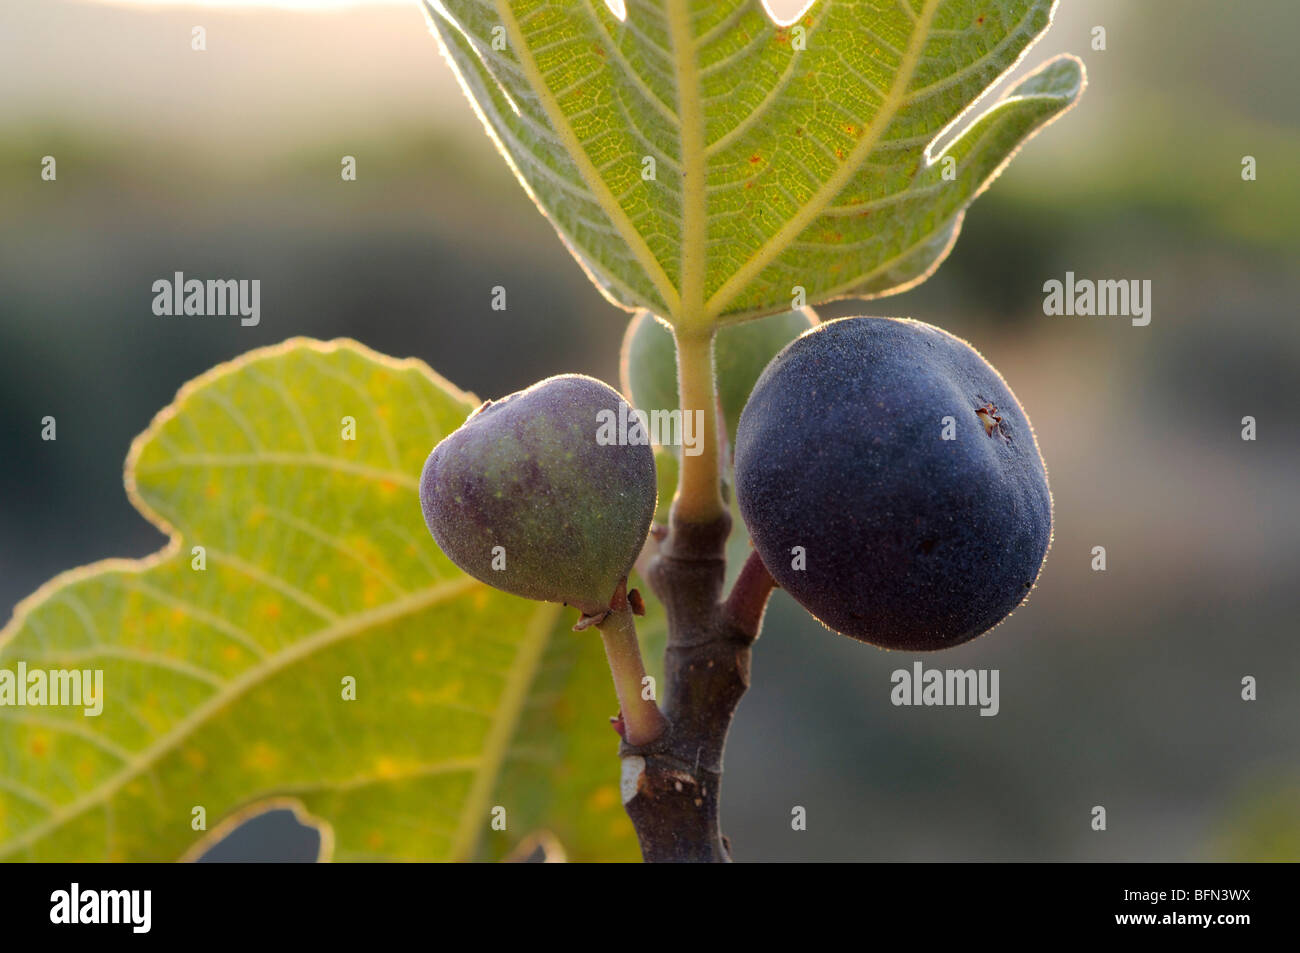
[420, 374, 656, 616]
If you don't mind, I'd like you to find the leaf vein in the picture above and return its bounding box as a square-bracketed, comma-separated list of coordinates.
[0, 575, 482, 860]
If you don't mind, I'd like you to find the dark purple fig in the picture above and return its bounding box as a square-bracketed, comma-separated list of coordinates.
[734, 317, 1052, 651]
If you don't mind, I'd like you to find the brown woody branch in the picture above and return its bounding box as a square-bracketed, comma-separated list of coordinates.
[617, 512, 777, 862]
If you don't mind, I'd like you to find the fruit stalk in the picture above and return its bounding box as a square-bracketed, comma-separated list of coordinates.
[723, 550, 778, 635]
[595, 591, 668, 747]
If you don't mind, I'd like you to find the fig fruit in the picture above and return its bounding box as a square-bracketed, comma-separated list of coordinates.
[734, 317, 1051, 651]
[420, 374, 656, 616]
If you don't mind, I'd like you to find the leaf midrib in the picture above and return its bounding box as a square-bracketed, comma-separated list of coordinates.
[667, 0, 706, 325]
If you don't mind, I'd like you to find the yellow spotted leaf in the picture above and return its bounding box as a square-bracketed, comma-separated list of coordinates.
[0, 338, 649, 862]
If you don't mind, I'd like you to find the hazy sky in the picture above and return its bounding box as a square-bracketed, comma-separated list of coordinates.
[6, 1, 1098, 152]
[88, 0, 809, 13]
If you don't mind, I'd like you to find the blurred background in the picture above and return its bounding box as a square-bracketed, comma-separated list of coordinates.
[1, 0, 1297, 861]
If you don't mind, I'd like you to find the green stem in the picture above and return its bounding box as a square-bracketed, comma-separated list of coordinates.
[671, 327, 726, 526]
[596, 604, 667, 747]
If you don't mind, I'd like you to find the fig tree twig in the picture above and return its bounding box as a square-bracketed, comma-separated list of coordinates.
[615, 326, 776, 862]
[619, 511, 768, 861]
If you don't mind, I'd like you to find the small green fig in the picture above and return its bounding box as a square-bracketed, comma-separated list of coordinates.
[420, 374, 656, 616]
[619, 307, 818, 446]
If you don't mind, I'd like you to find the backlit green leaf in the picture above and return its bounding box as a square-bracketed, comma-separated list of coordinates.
[0, 339, 641, 862]
[423, 0, 1083, 328]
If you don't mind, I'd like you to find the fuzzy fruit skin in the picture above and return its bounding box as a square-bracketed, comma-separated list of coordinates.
[734, 317, 1051, 651]
[619, 307, 817, 446]
[420, 374, 656, 616]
